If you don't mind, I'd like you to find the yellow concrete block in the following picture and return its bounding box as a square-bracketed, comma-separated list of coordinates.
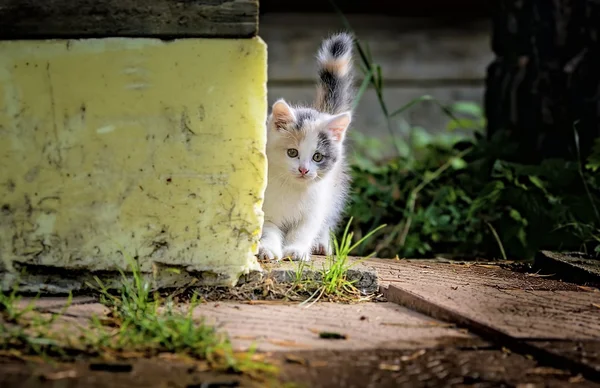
[0, 38, 267, 288]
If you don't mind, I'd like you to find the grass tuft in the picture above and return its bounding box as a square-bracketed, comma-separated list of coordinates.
[87, 253, 277, 377]
[289, 219, 385, 306]
[1, 257, 278, 382]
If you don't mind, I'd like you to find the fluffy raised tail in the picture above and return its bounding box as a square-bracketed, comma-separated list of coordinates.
[315, 32, 355, 115]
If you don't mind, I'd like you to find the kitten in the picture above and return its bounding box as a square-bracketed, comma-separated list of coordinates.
[258, 32, 355, 262]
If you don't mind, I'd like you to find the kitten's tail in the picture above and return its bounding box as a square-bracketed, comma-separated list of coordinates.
[315, 32, 355, 115]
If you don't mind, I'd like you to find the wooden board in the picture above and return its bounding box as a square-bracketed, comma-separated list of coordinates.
[0, 0, 258, 39]
[369, 259, 600, 381]
[527, 340, 600, 375]
[30, 299, 479, 352]
[261, 0, 491, 17]
[275, 347, 593, 388]
[191, 302, 477, 352]
[371, 260, 600, 340]
[535, 251, 600, 287]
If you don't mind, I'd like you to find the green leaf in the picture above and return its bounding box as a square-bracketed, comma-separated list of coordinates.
[451, 101, 483, 117]
[585, 138, 600, 172]
[389, 95, 433, 117]
[450, 157, 467, 170]
[528, 175, 546, 191]
[353, 69, 373, 110]
[411, 126, 433, 149]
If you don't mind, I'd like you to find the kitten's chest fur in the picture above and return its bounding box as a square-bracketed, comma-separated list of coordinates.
[263, 170, 334, 227]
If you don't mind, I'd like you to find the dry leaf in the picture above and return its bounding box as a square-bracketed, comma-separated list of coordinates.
[577, 286, 598, 292]
[42, 370, 77, 380]
[569, 374, 585, 383]
[285, 354, 306, 365]
[193, 362, 211, 372]
[380, 322, 455, 329]
[232, 335, 260, 340]
[526, 367, 569, 376]
[157, 353, 192, 363]
[525, 272, 555, 277]
[591, 303, 600, 309]
[379, 363, 401, 371]
[475, 264, 499, 269]
[309, 361, 328, 368]
[242, 300, 295, 305]
[400, 349, 426, 362]
[116, 351, 146, 359]
[267, 339, 310, 348]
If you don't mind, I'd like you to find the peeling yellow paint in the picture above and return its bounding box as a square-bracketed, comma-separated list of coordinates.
[0, 37, 268, 286]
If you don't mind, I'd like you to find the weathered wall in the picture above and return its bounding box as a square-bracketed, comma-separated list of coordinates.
[261, 14, 492, 158]
[0, 37, 268, 291]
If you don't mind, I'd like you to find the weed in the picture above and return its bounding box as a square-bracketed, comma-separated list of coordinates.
[0, 283, 72, 358]
[1, 257, 278, 381]
[88, 253, 277, 377]
[292, 218, 385, 306]
[322, 218, 385, 296]
[0, 283, 36, 323]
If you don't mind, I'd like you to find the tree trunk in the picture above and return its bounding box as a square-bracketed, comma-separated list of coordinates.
[485, 0, 600, 163]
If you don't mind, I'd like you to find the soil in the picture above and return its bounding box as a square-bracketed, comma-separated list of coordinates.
[276, 347, 599, 388]
[2, 345, 598, 388]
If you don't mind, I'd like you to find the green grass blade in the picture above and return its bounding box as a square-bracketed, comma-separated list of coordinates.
[389, 95, 434, 118]
[353, 69, 373, 111]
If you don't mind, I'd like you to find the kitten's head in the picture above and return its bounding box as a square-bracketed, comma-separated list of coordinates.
[266, 99, 351, 184]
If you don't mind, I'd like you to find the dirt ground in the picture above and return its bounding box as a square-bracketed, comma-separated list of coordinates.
[1, 345, 598, 388]
[2, 259, 599, 387]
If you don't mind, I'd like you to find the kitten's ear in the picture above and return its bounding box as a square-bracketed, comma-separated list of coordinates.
[326, 112, 352, 142]
[271, 99, 295, 130]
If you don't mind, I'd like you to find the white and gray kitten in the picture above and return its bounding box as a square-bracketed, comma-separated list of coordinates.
[258, 32, 355, 262]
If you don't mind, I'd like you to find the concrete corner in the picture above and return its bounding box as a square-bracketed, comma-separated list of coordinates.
[0, 37, 268, 291]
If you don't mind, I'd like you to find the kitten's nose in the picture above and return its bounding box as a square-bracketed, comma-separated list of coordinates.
[298, 167, 309, 175]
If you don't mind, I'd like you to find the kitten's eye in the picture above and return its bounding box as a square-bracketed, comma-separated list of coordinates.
[312, 152, 324, 162]
[287, 149, 299, 158]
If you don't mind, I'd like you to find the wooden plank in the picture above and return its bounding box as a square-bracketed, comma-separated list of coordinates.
[371, 260, 600, 340]
[527, 340, 600, 376]
[35, 300, 479, 352]
[535, 251, 600, 287]
[275, 348, 594, 387]
[384, 283, 600, 382]
[261, 0, 491, 17]
[0, 0, 258, 39]
[190, 302, 477, 352]
[370, 259, 600, 381]
[261, 13, 493, 82]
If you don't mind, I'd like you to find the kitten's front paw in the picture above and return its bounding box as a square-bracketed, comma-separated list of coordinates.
[257, 242, 282, 261]
[312, 243, 332, 256]
[283, 246, 311, 262]
[313, 234, 333, 256]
